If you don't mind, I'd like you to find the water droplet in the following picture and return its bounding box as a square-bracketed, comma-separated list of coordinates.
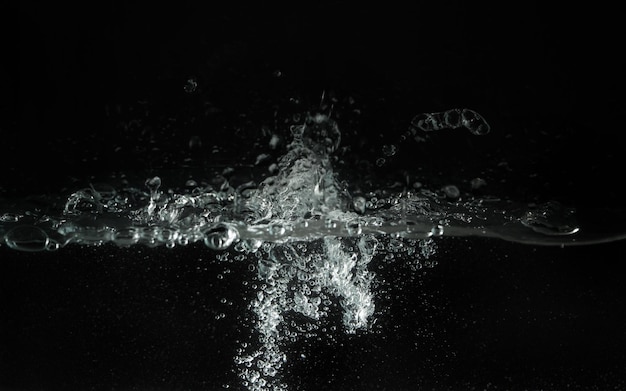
[184, 77, 198, 93]
[442, 185, 460, 200]
[470, 177, 487, 190]
[352, 196, 366, 214]
[189, 135, 202, 150]
[4, 226, 49, 252]
[382, 144, 397, 157]
[255, 154, 271, 166]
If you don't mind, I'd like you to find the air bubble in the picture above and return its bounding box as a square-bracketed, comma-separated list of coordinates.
[4, 226, 49, 252]
[204, 223, 239, 250]
[184, 77, 198, 93]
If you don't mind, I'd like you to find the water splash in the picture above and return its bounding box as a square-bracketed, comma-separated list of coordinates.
[2, 108, 624, 390]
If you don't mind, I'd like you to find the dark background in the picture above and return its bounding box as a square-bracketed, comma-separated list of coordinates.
[11, 2, 626, 206]
[5, 2, 626, 390]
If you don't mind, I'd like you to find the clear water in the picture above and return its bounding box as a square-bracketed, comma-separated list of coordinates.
[2, 109, 624, 390]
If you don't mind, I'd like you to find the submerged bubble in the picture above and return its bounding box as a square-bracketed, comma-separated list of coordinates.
[203, 223, 239, 250]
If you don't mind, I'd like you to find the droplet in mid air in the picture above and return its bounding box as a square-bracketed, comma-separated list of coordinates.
[442, 185, 461, 200]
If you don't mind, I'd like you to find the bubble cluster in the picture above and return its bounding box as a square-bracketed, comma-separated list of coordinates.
[235, 235, 381, 390]
[409, 108, 491, 135]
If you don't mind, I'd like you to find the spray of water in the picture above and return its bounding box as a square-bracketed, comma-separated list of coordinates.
[2, 109, 624, 390]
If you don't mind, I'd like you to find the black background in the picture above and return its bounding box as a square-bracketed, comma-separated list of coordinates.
[6, 2, 626, 390]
